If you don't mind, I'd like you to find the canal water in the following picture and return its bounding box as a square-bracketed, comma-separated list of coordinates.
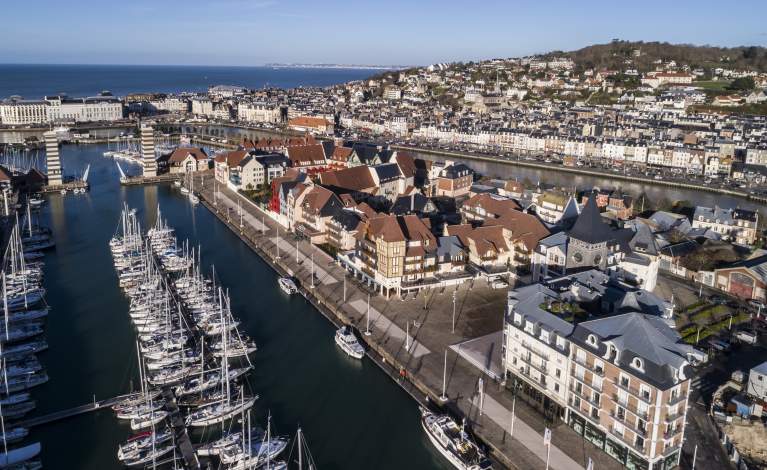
[31, 144, 449, 469]
[408, 151, 767, 213]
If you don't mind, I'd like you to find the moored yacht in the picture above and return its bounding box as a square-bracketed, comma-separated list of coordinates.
[420, 407, 492, 470]
[335, 326, 365, 359]
[278, 277, 298, 295]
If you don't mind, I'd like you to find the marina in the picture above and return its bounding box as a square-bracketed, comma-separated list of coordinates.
[17, 143, 449, 469]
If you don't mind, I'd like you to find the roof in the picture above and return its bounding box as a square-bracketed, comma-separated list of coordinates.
[168, 147, 208, 164]
[374, 163, 403, 183]
[568, 192, 615, 245]
[462, 193, 521, 218]
[391, 193, 434, 216]
[486, 210, 550, 252]
[393, 152, 417, 179]
[286, 144, 326, 167]
[301, 186, 342, 217]
[288, 116, 331, 128]
[214, 150, 248, 168]
[572, 312, 694, 389]
[319, 166, 376, 191]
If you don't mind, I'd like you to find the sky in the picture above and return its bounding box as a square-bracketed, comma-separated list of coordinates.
[1, 0, 766, 67]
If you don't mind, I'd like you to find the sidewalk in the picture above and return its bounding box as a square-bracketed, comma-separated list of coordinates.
[195, 176, 620, 470]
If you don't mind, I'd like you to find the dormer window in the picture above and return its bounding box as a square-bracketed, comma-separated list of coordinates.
[632, 357, 644, 372]
[587, 334, 598, 348]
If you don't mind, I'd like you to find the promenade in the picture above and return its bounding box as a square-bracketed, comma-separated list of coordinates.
[193, 175, 623, 470]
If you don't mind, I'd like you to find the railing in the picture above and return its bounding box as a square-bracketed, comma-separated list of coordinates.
[610, 410, 648, 437]
[667, 392, 686, 407]
[572, 355, 605, 377]
[664, 427, 683, 439]
[519, 341, 550, 361]
[613, 378, 653, 404]
[571, 374, 603, 392]
[570, 385, 600, 407]
[610, 394, 650, 420]
[664, 411, 683, 423]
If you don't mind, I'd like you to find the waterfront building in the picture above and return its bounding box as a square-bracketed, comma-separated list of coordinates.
[166, 147, 208, 174]
[288, 116, 334, 135]
[43, 131, 62, 186]
[294, 186, 344, 243]
[502, 271, 693, 470]
[460, 193, 521, 224]
[691, 206, 759, 246]
[46, 95, 123, 123]
[339, 214, 441, 296]
[140, 125, 157, 177]
[435, 162, 473, 198]
[237, 102, 282, 124]
[0, 98, 48, 125]
[191, 97, 215, 117]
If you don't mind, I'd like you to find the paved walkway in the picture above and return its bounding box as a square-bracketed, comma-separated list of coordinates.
[270, 237, 337, 286]
[451, 331, 504, 380]
[471, 393, 583, 470]
[193, 176, 619, 470]
[349, 299, 431, 358]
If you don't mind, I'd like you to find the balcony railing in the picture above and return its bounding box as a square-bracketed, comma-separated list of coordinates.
[664, 411, 683, 423]
[667, 393, 686, 407]
[519, 341, 550, 361]
[613, 378, 653, 404]
[572, 356, 605, 377]
[609, 410, 648, 437]
[664, 427, 683, 439]
[570, 385, 599, 407]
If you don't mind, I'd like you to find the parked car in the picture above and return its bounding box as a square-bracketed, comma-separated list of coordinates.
[490, 279, 508, 290]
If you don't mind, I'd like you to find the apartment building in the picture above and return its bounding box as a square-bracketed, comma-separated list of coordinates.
[691, 206, 759, 245]
[568, 314, 693, 470]
[435, 162, 473, 198]
[341, 214, 438, 296]
[503, 272, 694, 470]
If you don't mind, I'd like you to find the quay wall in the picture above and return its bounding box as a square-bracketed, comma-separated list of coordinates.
[196, 192, 518, 470]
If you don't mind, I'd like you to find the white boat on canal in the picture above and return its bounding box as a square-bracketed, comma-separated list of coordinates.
[334, 326, 365, 359]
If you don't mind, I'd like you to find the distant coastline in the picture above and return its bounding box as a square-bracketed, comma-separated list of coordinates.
[264, 63, 411, 70]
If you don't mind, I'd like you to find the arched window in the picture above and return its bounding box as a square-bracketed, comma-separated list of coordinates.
[587, 334, 598, 348]
[632, 357, 644, 372]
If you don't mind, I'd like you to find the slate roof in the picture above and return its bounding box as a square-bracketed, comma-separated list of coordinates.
[373, 163, 403, 183]
[568, 192, 615, 244]
[572, 312, 694, 389]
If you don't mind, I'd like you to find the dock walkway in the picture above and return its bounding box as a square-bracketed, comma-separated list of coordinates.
[15, 394, 127, 428]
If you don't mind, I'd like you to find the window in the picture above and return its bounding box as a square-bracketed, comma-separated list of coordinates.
[556, 369, 561, 379]
[616, 406, 625, 420]
[631, 357, 644, 372]
[573, 396, 581, 408]
[590, 407, 599, 420]
[587, 335, 598, 348]
[594, 359, 604, 375]
[619, 374, 629, 387]
[554, 383, 560, 393]
[634, 435, 645, 450]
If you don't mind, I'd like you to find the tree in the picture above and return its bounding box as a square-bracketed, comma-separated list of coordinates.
[729, 77, 756, 91]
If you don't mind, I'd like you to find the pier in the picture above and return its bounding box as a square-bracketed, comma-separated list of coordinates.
[39, 181, 89, 194]
[15, 394, 128, 428]
[120, 173, 183, 186]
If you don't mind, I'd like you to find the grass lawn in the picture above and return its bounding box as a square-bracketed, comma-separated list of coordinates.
[693, 80, 732, 91]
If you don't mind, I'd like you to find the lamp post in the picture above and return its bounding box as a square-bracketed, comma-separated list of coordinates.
[365, 293, 371, 336]
[452, 289, 457, 333]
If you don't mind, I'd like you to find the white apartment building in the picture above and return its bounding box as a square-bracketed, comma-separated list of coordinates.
[191, 98, 214, 117]
[0, 99, 48, 125]
[237, 102, 282, 123]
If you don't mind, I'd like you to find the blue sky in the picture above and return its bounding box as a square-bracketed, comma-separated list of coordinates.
[1, 0, 765, 66]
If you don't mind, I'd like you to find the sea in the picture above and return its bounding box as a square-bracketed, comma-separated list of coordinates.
[0, 64, 379, 99]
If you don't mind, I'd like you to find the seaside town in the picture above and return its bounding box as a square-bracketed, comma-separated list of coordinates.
[1, 40, 767, 470]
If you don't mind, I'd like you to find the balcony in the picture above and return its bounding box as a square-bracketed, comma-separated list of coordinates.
[667, 393, 686, 407]
[610, 394, 650, 421]
[609, 410, 648, 437]
[572, 355, 605, 377]
[664, 427, 683, 439]
[571, 374, 602, 393]
[664, 411, 683, 423]
[519, 341, 550, 361]
[570, 385, 600, 407]
[613, 378, 653, 404]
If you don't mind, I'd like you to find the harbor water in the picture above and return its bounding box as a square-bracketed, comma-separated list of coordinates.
[30, 144, 449, 469]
